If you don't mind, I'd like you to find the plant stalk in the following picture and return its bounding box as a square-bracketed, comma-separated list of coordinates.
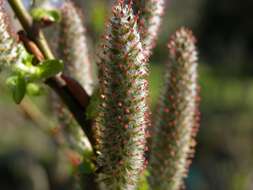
[7, 0, 95, 149]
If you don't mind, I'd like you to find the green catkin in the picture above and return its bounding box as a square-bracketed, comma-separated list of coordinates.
[96, 1, 149, 189]
[134, 0, 165, 57]
[59, 0, 94, 95]
[149, 27, 200, 190]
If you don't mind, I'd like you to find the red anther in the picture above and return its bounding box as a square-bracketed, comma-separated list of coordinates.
[164, 108, 170, 113]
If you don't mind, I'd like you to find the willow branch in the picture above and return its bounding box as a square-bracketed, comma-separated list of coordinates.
[7, 0, 95, 148]
[8, 0, 54, 59]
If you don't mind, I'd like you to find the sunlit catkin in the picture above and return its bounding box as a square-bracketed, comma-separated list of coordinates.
[59, 0, 94, 95]
[149, 27, 200, 190]
[96, 1, 149, 189]
[134, 0, 165, 57]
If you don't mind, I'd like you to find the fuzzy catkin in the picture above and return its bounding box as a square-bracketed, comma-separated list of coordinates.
[134, 0, 165, 57]
[51, 96, 92, 154]
[149, 28, 200, 190]
[52, 0, 94, 154]
[0, 1, 26, 71]
[96, 1, 149, 189]
[59, 0, 94, 95]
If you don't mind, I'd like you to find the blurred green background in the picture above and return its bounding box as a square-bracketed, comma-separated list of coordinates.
[1, 0, 253, 189]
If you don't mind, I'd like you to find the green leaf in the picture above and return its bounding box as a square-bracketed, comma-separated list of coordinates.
[6, 75, 26, 104]
[79, 159, 95, 174]
[36, 59, 64, 79]
[31, 8, 61, 23]
[22, 51, 34, 66]
[26, 83, 42, 96]
[78, 150, 95, 174]
[13, 52, 36, 78]
[137, 170, 150, 190]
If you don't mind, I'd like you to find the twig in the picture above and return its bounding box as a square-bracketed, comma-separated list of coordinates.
[8, 0, 53, 59]
[19, 97, 55, 130]
[8, 1, 99, 188]
[19, 97, 67, 145]
[8, 0, 95, 148]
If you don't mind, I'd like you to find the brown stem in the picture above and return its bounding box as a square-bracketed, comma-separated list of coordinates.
[8, 2, 99, 188]
[8, 0, 95, 149]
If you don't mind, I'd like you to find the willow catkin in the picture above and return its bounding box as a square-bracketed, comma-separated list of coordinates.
[0, 1, 27, 71]
[133, 0, 165, 57]
[96, 1, 149, 189]
[52, 0, 94, 154]
[59, 0, 94, 95]
[149, 27, 200, 190]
